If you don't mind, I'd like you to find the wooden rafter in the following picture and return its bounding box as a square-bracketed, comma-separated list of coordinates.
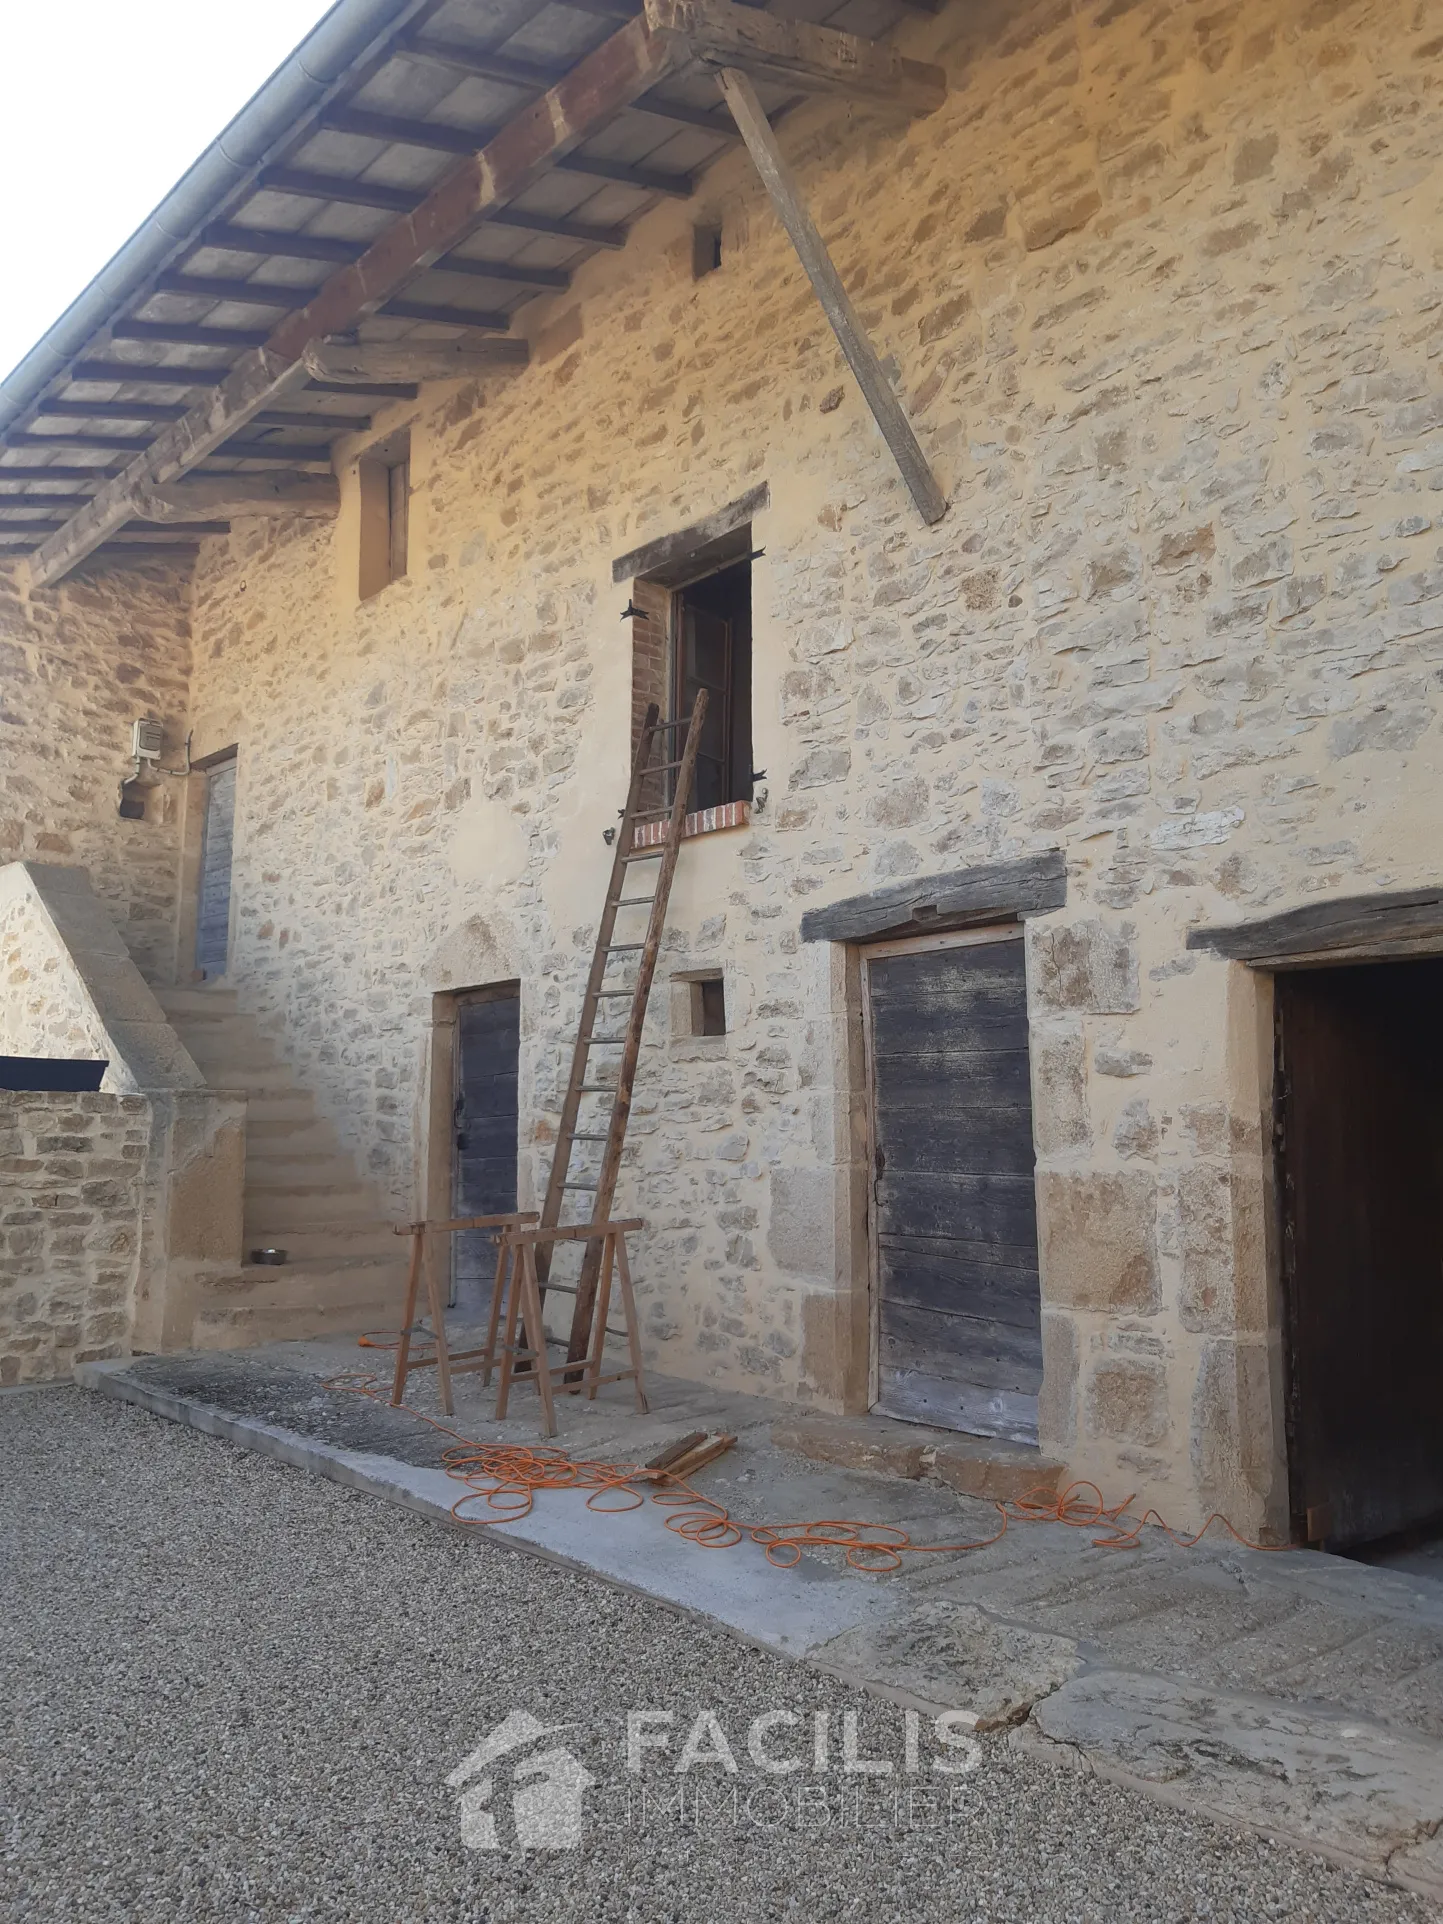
[28, 9, 697, 587]
[133, 473, 339, 522]
[300, 339, 529, 385]
[652, 0, 946, 112]
[29, 0, 949, 584]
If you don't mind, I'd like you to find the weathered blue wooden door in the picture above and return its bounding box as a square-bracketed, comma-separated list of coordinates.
[195, 759, 236, 980]
[866, 931, 1042, 1443]
[452, 988, 520, 1315]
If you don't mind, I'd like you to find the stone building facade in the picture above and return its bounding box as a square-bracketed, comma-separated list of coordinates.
[5, 0, 1443, 1540]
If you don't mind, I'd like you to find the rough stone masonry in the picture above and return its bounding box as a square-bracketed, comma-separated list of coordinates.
[3, 0, 1443, 1536]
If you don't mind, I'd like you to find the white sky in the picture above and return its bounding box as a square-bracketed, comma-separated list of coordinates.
[1, 1, 336, 384]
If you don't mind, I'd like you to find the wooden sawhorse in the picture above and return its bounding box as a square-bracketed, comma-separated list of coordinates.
[493, 1219, 649, 1439]
[389, 1211, 537, 1414]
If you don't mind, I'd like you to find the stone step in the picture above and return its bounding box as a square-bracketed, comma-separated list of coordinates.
[239, 1222, 401, 1262]
[243, 1183, 376, 1230]
[176, 1038, 283, 1076]
[244, 1093, 319, 1125]
[156, 987, 240, 1017]
[192, 1289, 403, 1351]
[194, 1064, 304, 1096]
[770, 1414, 1064, 1503]
[243, 1115, 339, 1155]
[244, 1151, 360, 1188]
[204, 1256, 405, 1310]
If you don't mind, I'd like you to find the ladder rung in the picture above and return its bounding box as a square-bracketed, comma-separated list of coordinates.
[593, 989, 634, 998]
[612, 897, 656, 908]
[646, 718, 691, 731]
[630, 807, 677, 821]
[603, 943, 645, 953]
[570, 1131, 610, 1142]
[561, 1181, 599, 1191]
[577, 1083, 617, 1093]
[644, 759, 686, 773]
[623, 849, 664, 862]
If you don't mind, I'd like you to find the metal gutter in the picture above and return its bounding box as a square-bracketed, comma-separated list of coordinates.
[0, 0, 420, 436]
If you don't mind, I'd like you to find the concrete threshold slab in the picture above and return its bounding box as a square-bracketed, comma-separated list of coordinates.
[75, 1350, 1443, 1902]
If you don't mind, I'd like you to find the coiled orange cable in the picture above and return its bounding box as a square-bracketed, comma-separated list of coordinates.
[322, 1365, 1285, 1570]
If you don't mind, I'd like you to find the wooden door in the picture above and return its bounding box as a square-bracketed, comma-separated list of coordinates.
[1276, 959, 1443, 1548]
[452, 988, 520, 1315]
[866, 930, 1043, 1443]
[194, 758, 236, 980]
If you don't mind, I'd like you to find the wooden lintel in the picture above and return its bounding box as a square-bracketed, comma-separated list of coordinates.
[135, 473, 339, 522]
[29, 10, 692, 588]
[301, 339, 530, 386]
[715, 67, 946, 526]
[646, 0, 946, 114]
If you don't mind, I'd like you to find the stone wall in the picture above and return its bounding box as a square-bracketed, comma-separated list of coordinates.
[0, 1090, 148, 1383]
[0, 863, 244, 1354]
[0, 555, 193, 984]
[166, 0, 1443, 1532]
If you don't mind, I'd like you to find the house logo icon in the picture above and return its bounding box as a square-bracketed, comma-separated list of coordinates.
[446, 1709, 596, 1851]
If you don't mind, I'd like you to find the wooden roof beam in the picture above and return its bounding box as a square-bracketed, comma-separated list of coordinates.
[30, 9, 695, 586]
[70, 360, 418, 400]
[134, 473, 339, 522]
[648, 0, 947, 114]
[36, 398, 371, 432]
[111, 320, 269, 349]
[259, 171, 628, 249]
[301, 338, 529, 385]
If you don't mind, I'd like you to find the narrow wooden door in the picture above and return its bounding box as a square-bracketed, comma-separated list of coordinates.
[452, 988, 520, 1315]
[866, 931, 1043, 1443]
[194, 759, 236, 979]
[1276, 959, 1443, 1548]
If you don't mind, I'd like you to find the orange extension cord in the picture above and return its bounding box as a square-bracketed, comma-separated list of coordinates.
[325, 1358, 1284, 1571]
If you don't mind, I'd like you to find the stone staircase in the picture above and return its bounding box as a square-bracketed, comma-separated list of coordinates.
[156, 985, 408, 1348]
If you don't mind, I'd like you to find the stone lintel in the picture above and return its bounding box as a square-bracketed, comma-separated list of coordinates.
[799, 850, 1067, 945]
[1187, 887, 1443, 966]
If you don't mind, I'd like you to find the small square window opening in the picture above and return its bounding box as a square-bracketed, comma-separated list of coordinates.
[690, 975, 727, 1037]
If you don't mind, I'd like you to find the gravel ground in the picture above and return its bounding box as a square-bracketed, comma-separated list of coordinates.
[2, 1387, 1438, 1924]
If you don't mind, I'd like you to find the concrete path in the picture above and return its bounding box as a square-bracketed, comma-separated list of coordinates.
[77, 1340, 1443, 1904]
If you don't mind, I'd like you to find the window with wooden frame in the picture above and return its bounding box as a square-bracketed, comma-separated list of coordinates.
[629, 544, 754, 817]
[358, 429, 410, 600]
[673, 559, 753, 813]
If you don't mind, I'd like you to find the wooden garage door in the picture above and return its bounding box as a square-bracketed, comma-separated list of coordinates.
[452, 988, 520, 1314]
[866, 930, 1043, 1443]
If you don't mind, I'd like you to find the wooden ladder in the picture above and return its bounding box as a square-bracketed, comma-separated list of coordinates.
[538, 689, 709, 1369]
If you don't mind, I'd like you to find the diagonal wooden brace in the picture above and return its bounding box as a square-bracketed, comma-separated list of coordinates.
[715, 66, 947, 526]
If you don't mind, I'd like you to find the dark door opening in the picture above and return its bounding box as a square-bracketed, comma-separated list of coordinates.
[195, 757, 236, 980]
[452, 986, 520, 1318]
[866, 931, 1043, 1444]
[673, 558, 752, 812]
[1276, 957, 1443, 1550]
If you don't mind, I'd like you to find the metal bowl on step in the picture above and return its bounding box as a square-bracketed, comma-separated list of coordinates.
[250, 1248, 288, 1266]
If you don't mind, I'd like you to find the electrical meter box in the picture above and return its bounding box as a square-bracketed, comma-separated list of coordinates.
[131, 718, 164, 763]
